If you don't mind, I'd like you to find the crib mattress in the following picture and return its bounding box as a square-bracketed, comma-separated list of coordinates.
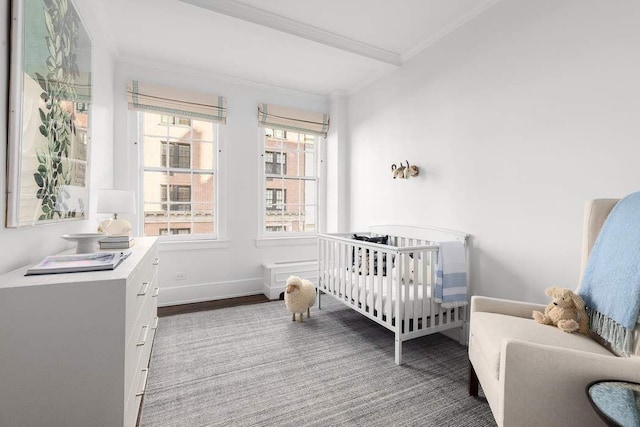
[327, 270, 432, 319]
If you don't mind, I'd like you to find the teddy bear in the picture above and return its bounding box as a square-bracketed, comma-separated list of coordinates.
[532, 287, 589, 334]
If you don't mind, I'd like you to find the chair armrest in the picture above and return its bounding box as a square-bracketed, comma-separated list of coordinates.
[470, 295, 546, 319]
[500, 339, 640, 426]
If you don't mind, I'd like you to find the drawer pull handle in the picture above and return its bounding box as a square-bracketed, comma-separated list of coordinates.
[137, 325, 149, 347]
[137, 281, 150, 296]
[153, 258, 160, 266]
[152, 316, 159, 330]
[135, 368, 149, 397]
[152, 287, 160, 298]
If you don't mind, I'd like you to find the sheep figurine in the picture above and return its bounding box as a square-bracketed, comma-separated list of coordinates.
[284, 275, 316, 322]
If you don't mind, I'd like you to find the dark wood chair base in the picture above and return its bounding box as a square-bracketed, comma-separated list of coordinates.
[469, 360, 479, 396]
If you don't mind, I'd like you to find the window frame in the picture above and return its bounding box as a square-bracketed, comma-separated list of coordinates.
[257, 127, 322, 240]
[135, 110, 226, 241]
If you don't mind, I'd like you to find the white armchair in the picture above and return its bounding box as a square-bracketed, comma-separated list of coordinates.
[468, 199, 640, 426]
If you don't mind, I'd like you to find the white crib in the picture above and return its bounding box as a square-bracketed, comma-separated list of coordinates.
[317, 225, 469, 365]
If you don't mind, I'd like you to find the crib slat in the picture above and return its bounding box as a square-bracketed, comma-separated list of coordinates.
[422, 248, 430, 326]
[332, 240, 337, 295]
[327, 239, 331, 294]
[321, 239, 326, 291]
[345, 241, 350, 302]
[431, 249, 438, 327]
[343, 241, 349, 300]
[347, 241, 352, 301]
[386, 251, 393, 326]
[372, 250, 378, 319]
[328, 238, 332, 294]
[363, 244, 367, 307]
[402, 252, 410, 331]
[396, 252, 402, 326]
[342, 241, 346, 300]
[368, 245, 374, 314]
[356, 244, 363, 309]
[376, 250, 383, 319]
[336, 242, 341, 297]
[411, 241, 418, 332]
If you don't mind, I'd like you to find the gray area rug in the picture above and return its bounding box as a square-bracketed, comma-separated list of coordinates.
[140, 297, 495, 426]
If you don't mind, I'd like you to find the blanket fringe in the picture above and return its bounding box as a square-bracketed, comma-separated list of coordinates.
[588, 308, 633, 356]
[440, 301, 468, 309]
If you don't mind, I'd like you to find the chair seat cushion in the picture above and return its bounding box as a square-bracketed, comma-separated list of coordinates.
[471, 312, 615, 380]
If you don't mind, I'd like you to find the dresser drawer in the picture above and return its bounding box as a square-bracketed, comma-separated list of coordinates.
[124, 362, 151, 427]
[125, 250, 159, 342]
[125, 285, 158, 397]
[124, 322, 157, 426]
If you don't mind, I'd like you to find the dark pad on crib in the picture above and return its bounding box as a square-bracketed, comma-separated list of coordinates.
[352, 234, 389, 275]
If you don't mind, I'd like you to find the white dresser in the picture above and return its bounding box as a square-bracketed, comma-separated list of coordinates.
[0, 237, 159, 427]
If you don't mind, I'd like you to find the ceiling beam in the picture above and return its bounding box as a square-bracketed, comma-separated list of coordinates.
[178, 0, 402, 67]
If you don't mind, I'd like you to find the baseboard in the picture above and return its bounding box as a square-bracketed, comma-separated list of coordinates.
[158, 277, 263, 307]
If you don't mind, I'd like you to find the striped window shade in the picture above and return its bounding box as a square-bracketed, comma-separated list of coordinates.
[127, 80, 227, 123]
[257, 103, 329, 137]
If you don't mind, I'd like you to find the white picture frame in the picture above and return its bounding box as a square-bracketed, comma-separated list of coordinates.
[7, 0, 92, 227]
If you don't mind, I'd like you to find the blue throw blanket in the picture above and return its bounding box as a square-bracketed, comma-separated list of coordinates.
[578, 191, 640, 355]
[434, 241, 468, 308]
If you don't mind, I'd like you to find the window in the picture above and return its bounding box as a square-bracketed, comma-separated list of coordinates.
[160, 115, 191, 126]
[261, 127, 319, 235]
[265, 188, 285, 210]
[159, 228, 191, 235]
[140, 112, 218, 237]
[161, 142, 190, 168]
[160, 184, 192, 211]
[264, 151, 286, 175]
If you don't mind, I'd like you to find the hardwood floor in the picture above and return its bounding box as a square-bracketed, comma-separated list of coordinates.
[158, 294, 271, 317]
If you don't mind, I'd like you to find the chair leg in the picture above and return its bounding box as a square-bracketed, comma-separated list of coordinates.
[469, 361, 479, 397]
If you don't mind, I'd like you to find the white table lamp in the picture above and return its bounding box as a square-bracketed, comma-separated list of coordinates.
[97, 189, 136, 236]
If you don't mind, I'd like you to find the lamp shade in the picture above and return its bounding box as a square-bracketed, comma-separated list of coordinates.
[97, 189, 136, 215]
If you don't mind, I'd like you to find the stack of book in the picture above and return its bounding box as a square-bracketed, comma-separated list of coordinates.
[99, 235, 135, 250]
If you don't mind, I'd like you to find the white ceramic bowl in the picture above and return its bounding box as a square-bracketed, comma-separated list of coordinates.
[60, 233, 105, 254]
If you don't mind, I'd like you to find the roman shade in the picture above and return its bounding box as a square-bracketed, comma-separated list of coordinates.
[257, 103, 329, 137]
[127, 80, 227, 123]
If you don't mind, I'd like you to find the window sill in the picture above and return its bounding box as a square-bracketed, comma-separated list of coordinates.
[255, 235, 318, 247]
[159, 239, 231, 251]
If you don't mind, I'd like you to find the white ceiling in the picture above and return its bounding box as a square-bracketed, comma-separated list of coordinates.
[92, 0, 498, 95]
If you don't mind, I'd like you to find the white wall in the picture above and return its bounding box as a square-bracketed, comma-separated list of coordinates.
[113, 60, 329, 305]
[348, 0, 640, 303]
[326, 90, 349, 233]
[0, 0, 114, 274]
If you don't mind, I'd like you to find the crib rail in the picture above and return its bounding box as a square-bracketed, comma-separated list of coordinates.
[317, 231, 467, 365]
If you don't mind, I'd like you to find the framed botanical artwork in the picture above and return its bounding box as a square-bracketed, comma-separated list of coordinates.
[7, 0, 92, 227]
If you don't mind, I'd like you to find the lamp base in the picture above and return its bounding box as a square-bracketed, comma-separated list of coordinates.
[98, 218, 133, 237]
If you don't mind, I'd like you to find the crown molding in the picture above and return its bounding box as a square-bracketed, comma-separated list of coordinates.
[116, 55, 331, 101]
[178, 0, 402, 67]
[347, 67, 397, 96]
[400, 0, 500, 62]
